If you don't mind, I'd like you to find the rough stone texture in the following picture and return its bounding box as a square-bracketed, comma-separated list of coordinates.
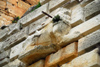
[20, 3, 49, 27]
[29, 16, 49, 35]
[18, 44, 57, 65]
[84, 0, 100, 20]
[0, 49, 11, 61]
[3, 59, 26, 67]
[59, 14, 100, 47]
[40, 0, 50, 5]
[0, 42, 4, 53]
[0, 28, 9, 41]
[28, 60, 44, 67]
[63, 0, 78, 9]
[2, 27, 28, 50]
[80, 0, 94, 7]
[0, 58, 9, 67]
[45, 42, 78, 67]
[71, 4, 84, 27]
[49, 0, 70, 12]
[61, 48, 100, 67]
[78, 29, 100, 54]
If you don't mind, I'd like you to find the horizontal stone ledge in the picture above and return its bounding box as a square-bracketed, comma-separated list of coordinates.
[18, 44, 57, 65]
[40, 0, 51, 5]
[58, 14, 100, 47]
[0, 58, 9, 67]
[28, 60, 44, 67]
[2, 27, 29, 51]
[71, 4, 84, 27]
[61, 48, 100, 67]
[49, 0, 70, 12]
[78, 29, 100, 55]
[80, 0, 94, 7]
[2, 59, 26, 67]
[45, 42, 78, 67]
[84, 0, 100, 20]
[19, 3, 48, 27]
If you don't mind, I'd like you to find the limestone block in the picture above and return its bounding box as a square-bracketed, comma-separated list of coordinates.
[59, 14, 100, 47]
[18, 44, 57, 65]
[71, 4, 84, 27]
[80, 0, 94, 7]
[0, 58, 9, 67]
[18, 0, 30, 10]
[45, 42, 78, 67]
[7, 0, 18, 6]
[84, 0, 100, 20]
[61, 48, 100, 67]
[78, 29, 100, 54]
[28, 60, 44, 67]
[63, 0, 78, 9]
[0, 1, 6, 9]
[0, 42, 3, 53]
[2, 27, 28, 50]
[49, 0, 70, 12]
[0, 28, 9, 41]
[40, 0, 51, 5]
[20, 3, 48, 27]
[7, 2, 26, 17]
[8, 23, 16, 31]
[29, 16, 49, 35]
[3, 59, 26, 67]
[10, 33, 39, 61]
[0, 49, 11, 61]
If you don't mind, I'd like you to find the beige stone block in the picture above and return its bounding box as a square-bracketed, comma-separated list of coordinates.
[61, 48, 100, 67]
[59, 14, 100, 47]
[45, 42, 78, 67]
[28, 60, 44, 67]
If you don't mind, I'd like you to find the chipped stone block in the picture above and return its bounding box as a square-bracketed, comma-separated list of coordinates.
[49, 0, 70, 12]
[18, 44, 57, 65]
[0, 58, 9, 67]
[61, 48, 100, 67]
[0, 28, 9, 41]
[71, 4, 84, 27]
[28, 60, 44, 67]
[8, 23, 16, 31]
[0, 42, 4, 53]
[0, 49, 11, 61]
[78, 29, 100, 54]
[45, 42, 78, 67]
[84, 0, 100, 20]
[59, 14, 100, 47]
[20, 3, 48, 27]
[2, 27, 28, 50]
[3, 59, 26, 67]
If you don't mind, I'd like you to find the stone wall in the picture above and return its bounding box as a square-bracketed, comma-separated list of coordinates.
[0, 0, 100, 67]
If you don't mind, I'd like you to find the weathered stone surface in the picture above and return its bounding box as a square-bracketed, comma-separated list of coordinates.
[3, 59, 26, 67]
[28, 60, 44, 67]
[0, 49, 11, 61]
[84, 0, 100, 20]
[18, 44, 57, 65]
[78, 29, 100, 54]
[2, 27, 28, 50]
[49, 0, 70, 12]
[40, 0, 50, 5]
[20, 3, 48, 26]
[29, 16, 49, 35]
[0, 42, 3, 53]
[63, 0, 78, 9]
[8, 23, 16, 31]
[80, 0, 94, 7]
[71, 4, 84, 27]
[45, 42, 78, 67]
[0, 28, 9, 41]
[0, 58, 9, 67]
[61, 48, 100, 67]
[59, 14, 100, 47]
